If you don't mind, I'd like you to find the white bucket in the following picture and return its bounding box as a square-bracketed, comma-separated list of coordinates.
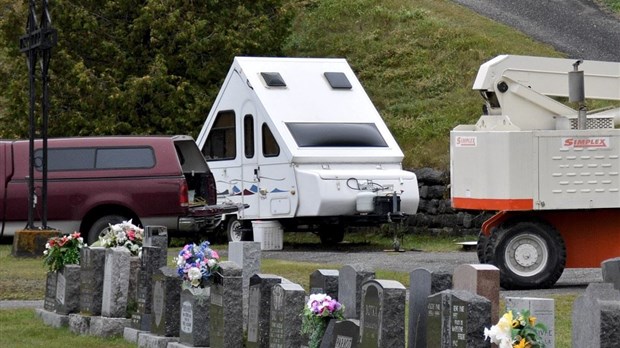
[251, 220, 283, 250]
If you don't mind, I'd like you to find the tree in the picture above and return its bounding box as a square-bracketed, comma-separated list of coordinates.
[0, 0, 294, 138]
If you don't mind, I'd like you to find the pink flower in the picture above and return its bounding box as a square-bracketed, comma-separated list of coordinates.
[211, 250, 219, 259]
[127, 230, 135, 241]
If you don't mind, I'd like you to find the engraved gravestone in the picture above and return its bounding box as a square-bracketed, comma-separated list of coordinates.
[179, 287, 211, 347]
[228, 241, 261, 329]
[505, 297, 555, 348]
[247, 274, 283, 348]
[150, 267, 182, 337]
[572, 282, 620, 348]
[408, 268, 452, 348]
[310, 269, 339, 299]
[101, 247, 131, 318]
[320, 319, 360, 348]
[79, 246, 106, 315]
[339, 264, 375, 319]
[132, 245, 166, 331]
[360, 280, 406, 348]
[426, 290, 491, 348]
[210, 261, 243, 348]
[269, 282, 306, 347]
[55, 264, 81, 315]
[44, 271, 58, 311]
[144, 225, 168, 264]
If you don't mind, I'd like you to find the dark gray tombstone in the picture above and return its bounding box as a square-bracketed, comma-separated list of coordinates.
[55, 264, 81, 315]
[44, 271, 58, 312]
[338, 264, 375, 319]
[310, 269, 339, 299]
[320, 319, 360, 348]
[210, 261, 243, 348]
[144, 225, 168, 265]
[505, 297, 555, 348]
[359, 280, 406, 348]
[269, 282, 306, 347]
[179, 287, 211, 347]
[572, 283, 620, 348]
[101, 247, 131, 318]
[426, 290, 491, 348]
[602, 257, 620, 291]
[127, 256, 140, 310]
[228, 241, 261, 330]
[247, 274, 283, 348]
[79, 246, 106, 315]
[151, 267, 183, 337]
[408, 268, 452, 348]
[132, 245, 167, 331]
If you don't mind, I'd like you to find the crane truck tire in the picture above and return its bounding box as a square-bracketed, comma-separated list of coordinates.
[477, 230, 491, 263]
[487, 220, 566, 290]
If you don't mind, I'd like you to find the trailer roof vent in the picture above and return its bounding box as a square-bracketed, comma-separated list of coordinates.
[260, 72, 286, 87]
[324, 72, 352, 89]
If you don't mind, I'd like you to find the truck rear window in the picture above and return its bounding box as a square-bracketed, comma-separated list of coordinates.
[34, 147, 155, 171]
[286, 123, 388, 147]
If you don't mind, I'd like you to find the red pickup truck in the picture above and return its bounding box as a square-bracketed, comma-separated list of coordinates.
[0, 135, 240, 244]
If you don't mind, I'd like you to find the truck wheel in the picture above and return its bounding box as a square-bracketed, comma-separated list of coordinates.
[87, 215, 127, 245]
[226, 217, 246, 242]
[476, 231, 490, 263]
[489, 220, 566, 290]
[318, 225, 345, 245]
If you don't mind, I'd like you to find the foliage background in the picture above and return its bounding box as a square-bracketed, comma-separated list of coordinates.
[1, 0, 617, 168]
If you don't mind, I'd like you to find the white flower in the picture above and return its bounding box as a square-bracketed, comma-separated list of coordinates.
[43, 250, 48, 255]
[188, 267, 202, 287]
[207, 259, 217, 268]
[78, 237, 83, 243]
[45, 243, 50, 249]
[176, 257, 185, 267]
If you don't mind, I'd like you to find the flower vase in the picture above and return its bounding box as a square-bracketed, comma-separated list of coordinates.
[179, 286, 211, 347]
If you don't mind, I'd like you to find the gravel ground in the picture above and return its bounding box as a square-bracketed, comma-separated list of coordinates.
[450, 0, 620, 62]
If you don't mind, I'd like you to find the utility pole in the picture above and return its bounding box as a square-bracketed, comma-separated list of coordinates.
[18, 0, 57, 229]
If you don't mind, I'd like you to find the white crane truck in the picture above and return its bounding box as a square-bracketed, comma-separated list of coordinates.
[451, 55, 620, 289]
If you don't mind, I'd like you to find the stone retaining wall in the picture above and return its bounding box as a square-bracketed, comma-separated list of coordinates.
[407, 168, 494, 236]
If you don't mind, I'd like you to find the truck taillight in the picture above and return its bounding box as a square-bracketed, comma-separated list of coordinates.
[179, 181, 189, 207]
[206, 172, 217, 205]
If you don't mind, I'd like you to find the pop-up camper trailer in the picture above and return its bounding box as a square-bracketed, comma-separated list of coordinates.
[196, 57, 419, 244]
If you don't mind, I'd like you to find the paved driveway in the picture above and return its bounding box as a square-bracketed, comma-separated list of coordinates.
[451, 0, 620, 62]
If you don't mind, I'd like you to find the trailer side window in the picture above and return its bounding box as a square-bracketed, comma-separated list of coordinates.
[262, 123, 280, 157]
[244, 115, 254, 158]
[203, 111, 236, 161]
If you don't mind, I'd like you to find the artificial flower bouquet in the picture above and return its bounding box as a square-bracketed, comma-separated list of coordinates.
[98, 219, 144, 255]
[174, 241, 220, 288]
[301, 293, 345, 348]
[484, 309, 547, 348]
[43, 232, 85, 272]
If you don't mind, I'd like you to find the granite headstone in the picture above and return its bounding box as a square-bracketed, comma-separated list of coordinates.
[359, 280, 406, 348]
[601, 257, 620, 291]
[79, 246, 106, 315]
[339, 264, 375, 319]
[44, 271, 58, 312]
[101, 247, 131, 318]
[408, 268, 452, 348]
[132, 245, 167, 331]
[269, 282, 306, 348]
[56, 264, 81, 315]
[320, 319, 360, 348]
[228, 241, 261, 330]
[210, 261, 243, 348]
[179, 286, 211, 347]
[247, 274, 283, 348]
[426, 290, 491, 348]
[310, 269, 339, 299]
[452, 264, 500, 323]
[572, 282, 620, 348]
[150, 266, 183, 337]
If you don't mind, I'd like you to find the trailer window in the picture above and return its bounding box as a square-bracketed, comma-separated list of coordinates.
[286, 123, 388, 147]
[262, 123, 280, 157]
[244, 115, 254, 158]
[203, 110, 236, 161]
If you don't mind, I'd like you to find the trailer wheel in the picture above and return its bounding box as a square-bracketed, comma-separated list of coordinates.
[226, 217, 247, 242]
[318, 225, 345, 245]
[489, 220, 566, 290]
